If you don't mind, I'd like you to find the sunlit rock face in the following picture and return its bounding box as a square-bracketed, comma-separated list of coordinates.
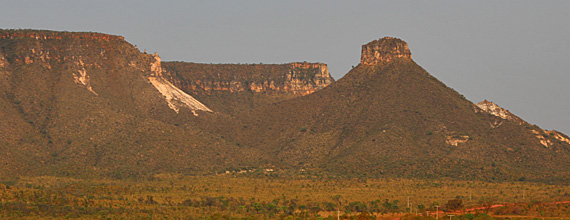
[360, 37, 412, 65]
[161, 62, 335, 96]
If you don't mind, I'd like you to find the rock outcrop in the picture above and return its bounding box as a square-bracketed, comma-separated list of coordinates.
[73, 58, 98, 95]
[475, 100, 570, 147]
[162, 62, 334, 96]
[545, 130, 570, 145]
[360, 37, 412, 65]
[476, 100, 525, 125]
[287, 62, 333, 94]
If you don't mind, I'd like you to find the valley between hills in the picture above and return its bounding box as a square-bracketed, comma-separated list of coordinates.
[1, 29, 570, 219]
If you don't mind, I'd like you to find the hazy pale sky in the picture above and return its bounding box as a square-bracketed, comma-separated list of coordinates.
[1, 0, 569, 135]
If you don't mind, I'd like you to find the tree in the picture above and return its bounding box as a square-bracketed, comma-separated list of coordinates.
[445, 199, 464, 211]
[382, 199, 400, 213]
[253, 202, 263, 214]
[333, 195, 342, 220]
[478, 197, 496, 213]
[323, 201, 337, 212]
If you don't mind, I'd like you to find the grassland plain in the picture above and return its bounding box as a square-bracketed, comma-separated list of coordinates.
[1, 174, 570, 219]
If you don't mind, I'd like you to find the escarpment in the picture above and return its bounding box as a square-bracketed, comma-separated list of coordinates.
[161, 62, 334, 96]
[0, 29, 250, 177]
[0, 30, 124, 41]
[0, 29, 211, 116]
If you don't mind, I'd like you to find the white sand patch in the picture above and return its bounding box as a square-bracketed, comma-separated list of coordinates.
[149, 76, 212, 114]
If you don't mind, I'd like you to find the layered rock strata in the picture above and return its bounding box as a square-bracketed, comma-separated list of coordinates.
[161, 62, 334, 96]
[360, 37, 412, 65]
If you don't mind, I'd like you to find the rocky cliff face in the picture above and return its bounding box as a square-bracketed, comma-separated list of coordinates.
[287, 62, 334, 94]
[360, 37, 412, 65]
[162, 62, 334, 96]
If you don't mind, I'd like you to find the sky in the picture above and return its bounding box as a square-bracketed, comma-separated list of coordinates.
[1, 0, 569, 135]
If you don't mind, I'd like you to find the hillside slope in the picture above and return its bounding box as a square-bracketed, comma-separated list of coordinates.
[215, 37, 570, 181]
[0, 30, 260, 178]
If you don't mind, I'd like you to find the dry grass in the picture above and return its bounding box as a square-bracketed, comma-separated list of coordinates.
[1, 174, 570, 219]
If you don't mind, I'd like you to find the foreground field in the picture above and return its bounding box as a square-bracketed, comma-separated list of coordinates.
[1, 174, 570, 219]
